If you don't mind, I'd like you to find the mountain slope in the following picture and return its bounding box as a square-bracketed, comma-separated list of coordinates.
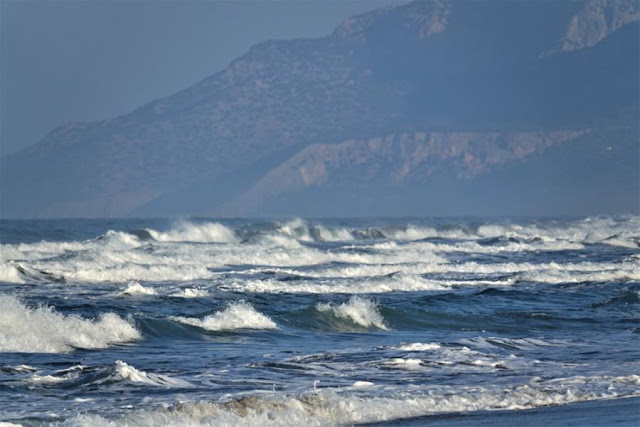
[1, 0, 638, 218]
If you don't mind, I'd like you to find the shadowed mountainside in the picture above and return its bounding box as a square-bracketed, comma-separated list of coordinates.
[1, 0, 638, 218]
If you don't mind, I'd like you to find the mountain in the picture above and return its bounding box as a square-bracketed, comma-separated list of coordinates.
[1, 0, 638, 218]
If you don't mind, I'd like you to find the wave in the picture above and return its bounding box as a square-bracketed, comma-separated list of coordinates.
[316, 296, 388, 330]
[58, 374, 640, 426]
[460, 336, 569, 351]
[95, 361, 193, 388]
[223, 273, 450, 294]
[117, 282, 157, 296]
[0, 262, 25, 283]
[145, 221, 237, 243]
[590, 291, 640, 308]
[170, 301, 277, 331]
[170, 287, 210, 298]
[16, 362, 192, 389]
[274, 219, 449, 243]
[521, 267, 640, 284]
[394, 342, 441, 351]
[0, 295, 140, 353]
[2, 216, 637, 287]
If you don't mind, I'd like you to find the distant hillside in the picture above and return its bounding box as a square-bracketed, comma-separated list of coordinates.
[1, 0, 638, 218]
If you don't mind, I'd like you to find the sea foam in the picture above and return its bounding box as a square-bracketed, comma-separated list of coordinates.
[316, 296, 388, 330]
[170, 301, 277, 331]
[100, 361, 193, 388]
[58, 374, 640, 427]
[0, 295, 140, 353]
[146, 221, 237, 243]
[118, 282, 157, 296]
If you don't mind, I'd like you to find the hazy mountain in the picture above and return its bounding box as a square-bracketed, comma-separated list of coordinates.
[1, 0, 638, 218]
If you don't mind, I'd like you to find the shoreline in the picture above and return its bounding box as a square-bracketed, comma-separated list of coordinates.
[364, 396, 640, 427]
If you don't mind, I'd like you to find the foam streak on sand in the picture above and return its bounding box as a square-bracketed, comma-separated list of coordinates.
[0, 295, 140, 353]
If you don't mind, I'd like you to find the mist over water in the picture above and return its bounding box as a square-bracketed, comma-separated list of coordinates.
[0, 217, 639, 425]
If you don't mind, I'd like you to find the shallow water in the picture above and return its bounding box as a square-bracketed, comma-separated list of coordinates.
[0, 217, 638, 425]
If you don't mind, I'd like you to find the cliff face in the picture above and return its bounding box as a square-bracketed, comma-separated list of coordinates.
[223, 130, 590, 214]
[561, 0, 640, 51]
[1, 0, 638, 218]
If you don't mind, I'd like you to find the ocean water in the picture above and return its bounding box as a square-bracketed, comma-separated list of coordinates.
[0, 216, 638, 426]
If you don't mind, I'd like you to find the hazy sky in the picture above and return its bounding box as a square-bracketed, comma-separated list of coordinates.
[1, 0, 402, 156]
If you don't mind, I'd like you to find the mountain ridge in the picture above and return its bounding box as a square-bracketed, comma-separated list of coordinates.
[1, 0, 638, 218]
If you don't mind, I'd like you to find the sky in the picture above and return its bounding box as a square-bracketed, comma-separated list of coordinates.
[0, 0, 402, 157]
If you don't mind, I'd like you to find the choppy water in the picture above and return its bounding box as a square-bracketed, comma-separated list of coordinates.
[0, 217, 639, 426]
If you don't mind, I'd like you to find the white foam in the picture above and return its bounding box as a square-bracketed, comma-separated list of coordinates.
[224, 273, 449, 294]
[26, 373, 77, 384]
[170, 301, 277, 331]
[118, 282, 157, 296]
[170, 287, 209, 298]
[277, 218, 313, 242]
[316, 296, 387, 330]
[59, 374, 640, 426]
[396, 342, 441, 351]
[2, 217, 637, 287]
[3, 364, 37, 373]
[146, 221, 237, 243]
[384, 225, 437, 241]
[384, 358, 424, 367]
[0, 295, 140, 353]
[315, 225, 354, 242]
[352, 380, 375, 387]
[461, 337, 570, 351]
[521, 267, 640, 284]
[0, 262, 24, 284]
[104, 360, 193, 388]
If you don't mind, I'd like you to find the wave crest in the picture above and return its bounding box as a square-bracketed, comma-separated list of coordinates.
[170, 301, 277, 331]
[146, 221, 237, 243]
[60, 374, 640, 426]
[0, 295, 140, 353]
[316, 296, 388, 330]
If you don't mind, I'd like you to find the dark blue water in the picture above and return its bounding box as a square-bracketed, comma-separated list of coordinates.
[1, 217, 638, 425]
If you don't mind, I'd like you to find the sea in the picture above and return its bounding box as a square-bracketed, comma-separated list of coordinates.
[0, 216, 638, 426]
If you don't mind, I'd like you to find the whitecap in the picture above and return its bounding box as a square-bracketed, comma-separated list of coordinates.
[0, 295, 140, 353]
[101, 360, 193, 388]
[170, 301, 277, 331]
[118, 282, 157, 296]
[314, 225, 354, 242]
[146, 221, 237, 243]
[316, 296, 388, 330]
[396, 342, 441, 351]
[170, 287, 209, 298]
[0, 262, 25, 284]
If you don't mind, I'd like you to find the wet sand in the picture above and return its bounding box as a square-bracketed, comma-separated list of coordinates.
[366, 397, 640, 427]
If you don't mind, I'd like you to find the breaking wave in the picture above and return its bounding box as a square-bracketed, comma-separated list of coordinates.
[96, 361, 193, 388]
[117, 282, 157, 296]
[16, 362, 192, 389]
[0, 295, 140, 353]
[316, 296, 388, 330]
[0, 262, 24, 284]
[395, 342, 442, 351]
[145, 221, 237, 243]
[59, 374, 640, 426]
[170, 301, 277, 331]
[170, 287, 210, 298]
